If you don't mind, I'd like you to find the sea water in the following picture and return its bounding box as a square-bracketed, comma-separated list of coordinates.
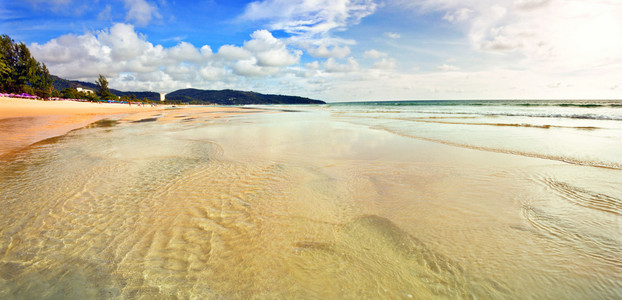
[0, 100, 620, 298]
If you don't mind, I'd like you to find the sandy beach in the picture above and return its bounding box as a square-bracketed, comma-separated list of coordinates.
[0, 99, 620, 298]
[0, 97, 162, 119]
[0, 97, 163, 156]
[0, 97, 259, 157]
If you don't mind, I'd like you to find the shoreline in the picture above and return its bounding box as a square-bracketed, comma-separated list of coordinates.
[0, 97, 269, 158]
[0, 97, 167, 157]
[0, 97, 620, 298]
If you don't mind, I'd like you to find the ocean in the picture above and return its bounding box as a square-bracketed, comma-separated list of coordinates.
[0, 100, 620, 298]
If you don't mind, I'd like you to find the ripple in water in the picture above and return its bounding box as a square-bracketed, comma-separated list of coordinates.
[0, 109, 620, 298]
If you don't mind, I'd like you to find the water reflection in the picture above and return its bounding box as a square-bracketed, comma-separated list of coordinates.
[0, 108, 620, 298]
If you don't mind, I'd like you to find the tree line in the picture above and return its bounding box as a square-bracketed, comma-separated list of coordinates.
[0, 34, 52, 98]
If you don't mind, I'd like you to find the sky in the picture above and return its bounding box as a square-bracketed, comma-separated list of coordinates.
[1, 0, 622, 102]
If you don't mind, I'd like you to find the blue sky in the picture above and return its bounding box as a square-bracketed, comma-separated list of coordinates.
[2, 0, 621, 101]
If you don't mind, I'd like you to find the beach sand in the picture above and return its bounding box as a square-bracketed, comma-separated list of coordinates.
[0, 100, 620, 298]
[0, 97, 258, 157]
[0, 97, 161, 156]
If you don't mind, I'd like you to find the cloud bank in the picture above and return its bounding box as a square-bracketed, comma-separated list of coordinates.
[24, 0, 622, 101]
[30, 24, 306, 92]
[406, 0, 622, 71]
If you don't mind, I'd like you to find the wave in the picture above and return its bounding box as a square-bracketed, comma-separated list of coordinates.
[328, 100, 622, 122]
[517, 103, 615, 108]
[542, 178, 622, 216]
[334, 108, 622, 121]
[331, 100, 622, 109]
[522, 204, 622, 267]
[484, 112, 622, 121]
[387, 117, 600, 130]
[413, 136, 621, 170]
[342, 119, 622, 170]
[418, 110, 621, 121]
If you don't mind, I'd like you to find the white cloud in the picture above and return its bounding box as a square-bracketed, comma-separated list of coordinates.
[238, 0, 375, 79]
[98, 5, 112, 21]
[28, 24, 313, 94]
[200, 65, 228, 81]
[216, 30, 302, 77]
[97, 23, 152, 61]
[243, 30, 302, 67]
[288, 37, 355, 58]
[305, 44, 351, 58]
[401, 0, 622, 73]
[231, 59, 277, 77]
[324, 57, 359, 73]
[437, 64, 459, 71]
[26, 0, 161, 25]
[363, 49, 387, 59]
[240, 0, 378, 36]
[306, 61, 320, 69]
[30, 34, 93, 65]
[164, 64, 196, 81]
[373, 58, 396, 70]
[384, 32, 401, 39]
[442, 8, 473, 23]
[200, 45, 213, 57]
[217, 45, 253, 61]
[168, 42, 204, 63]
[514, 0, 551, 10]
[122, 0, 161, 26]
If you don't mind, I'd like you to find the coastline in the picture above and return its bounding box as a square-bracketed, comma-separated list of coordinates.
[0, 97, 167, 157]
[0, 97, 269, 158]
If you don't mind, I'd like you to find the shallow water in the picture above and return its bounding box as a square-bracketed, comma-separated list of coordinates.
[0, 103, 620, 299]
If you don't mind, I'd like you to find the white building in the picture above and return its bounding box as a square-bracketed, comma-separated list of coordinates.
[160, 93, 166, 101]
[76, 87, 94, 94]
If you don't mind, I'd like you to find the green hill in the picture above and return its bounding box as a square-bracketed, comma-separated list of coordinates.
[165, 88, 325, 105]
[52, 76, 325, 104]
[51, 75, 160, 101]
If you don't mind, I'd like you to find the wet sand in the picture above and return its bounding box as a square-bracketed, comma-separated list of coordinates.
[0, 102, 620, 298]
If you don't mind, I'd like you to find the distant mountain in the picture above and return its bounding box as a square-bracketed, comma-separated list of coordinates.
[165, 88, 325, 105]
[51, 75, 160, 101]
[51, 75, 99, 91]
[51, 76, 325, 104]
